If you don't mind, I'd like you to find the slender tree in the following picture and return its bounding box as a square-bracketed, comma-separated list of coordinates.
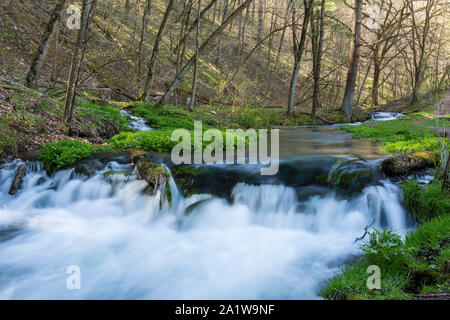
[189, 0, 202, 111]
[26, 0, 68, 88]
[158, 0, 254, 106]
[287, 0, 314, 114]
[340, 0, 362, 120]
[141, 0, 176, 101]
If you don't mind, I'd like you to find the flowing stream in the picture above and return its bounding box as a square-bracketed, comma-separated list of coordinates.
[0, 112, 416, 299]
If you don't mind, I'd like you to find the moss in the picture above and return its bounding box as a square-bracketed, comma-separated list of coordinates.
[39, 140, 94, 170]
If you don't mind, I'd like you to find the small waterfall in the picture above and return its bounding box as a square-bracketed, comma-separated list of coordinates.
[0, 158, 412, 299]
[120, 110, 153, 132]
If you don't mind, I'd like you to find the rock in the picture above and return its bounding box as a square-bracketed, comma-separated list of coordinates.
[8, 165, 26, 195]
[135, 158, 169, 196]
[382, 152, 438, 177]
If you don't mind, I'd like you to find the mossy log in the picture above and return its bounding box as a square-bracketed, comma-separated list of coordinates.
[382, 152, 438, 177]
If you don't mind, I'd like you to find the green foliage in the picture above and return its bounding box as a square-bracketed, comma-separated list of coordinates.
[40, 140, 94, 170]
[132, 107, 194, 129]
[361, 229, 411, 270]
[342, 118, 438, 154]
[320, 213, 450, 300]
[108, 130, 178, 152]
[401, 180, 450, 223]
[107, 128, 250, 153]
[319, 259, 410, 300]
[78, 102, 131, 131]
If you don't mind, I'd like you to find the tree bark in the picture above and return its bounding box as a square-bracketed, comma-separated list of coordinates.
[141, 0, 175, 101]
[189, 0, 202, 111]
[287, 0, 313, 115]
[311, 0, 326, 118]
[26, 0, 68, 88]
[340, 0, 362, 120]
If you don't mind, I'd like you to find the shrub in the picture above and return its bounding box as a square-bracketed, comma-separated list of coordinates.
[40, 140, 94, 170]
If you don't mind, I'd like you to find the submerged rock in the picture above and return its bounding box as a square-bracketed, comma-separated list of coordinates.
[382, 152, 438, 177]
[8, 165, 27, 195]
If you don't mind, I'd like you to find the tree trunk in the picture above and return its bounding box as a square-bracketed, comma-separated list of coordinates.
[372, 57, 381, 106]
[189, 0, 202, 111]
[26, 0, 68, 88]
[50, 20, 60, 82]
[257, 0, 264, 42]
[287, 0, 313, 115]
[141, 0, 175, 101]
[63, 0, 95, 122]
[159, 0, 254, 106]
[311, 0, 325, 118]
[275, 0, 293, 70]
[340, 0, 362, 120]
[138, 0, 153, 76]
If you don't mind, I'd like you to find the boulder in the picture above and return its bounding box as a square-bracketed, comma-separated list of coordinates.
[135, 158, 169, 196]
[382, 152, 438, 177]
[8, 165, 27, 195]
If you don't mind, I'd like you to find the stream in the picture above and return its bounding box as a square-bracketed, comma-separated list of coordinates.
[0, 112, 417, 299]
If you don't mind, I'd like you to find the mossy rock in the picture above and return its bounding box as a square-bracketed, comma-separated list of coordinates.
[382, 151, 438, 177]
[135, 159, 169, 196]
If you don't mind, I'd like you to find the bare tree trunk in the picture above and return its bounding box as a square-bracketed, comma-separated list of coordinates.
[138, 0, 153, 76]
[51, 20, 60, 82]
[257, 0, 264, 42]
[311, 0, 325, 118]
[287, 0, 313, 114]
[26, 0, 68, 88]
[63, 0, 95, 122]
[275, 0, 293, 70]
[159, 0, 254, 106]
[189, 0, 202, 111]
[141, 0, 175, 101]
[340, 0, 362, 120]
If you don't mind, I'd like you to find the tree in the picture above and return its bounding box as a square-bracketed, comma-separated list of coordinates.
[189, 0, 202, 111]
[287, 0, 314, 114]
[63, 0, 96, 122]
[310, 0, 326, 118]
[340, 0, 363, 120]
[26, 0, 68, 88]
[158, 0, 255, 106]
[141, 0, 175, 101]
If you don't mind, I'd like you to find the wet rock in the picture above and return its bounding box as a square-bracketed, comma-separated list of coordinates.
[135, 158, 169, 196]
[382, 152, 438, 177]
[8, 165, 26, 195]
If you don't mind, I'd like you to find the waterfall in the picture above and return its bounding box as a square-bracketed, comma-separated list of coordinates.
[0, 157, 411, 299]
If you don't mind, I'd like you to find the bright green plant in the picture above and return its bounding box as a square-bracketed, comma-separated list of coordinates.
[40, 140, 94, 170]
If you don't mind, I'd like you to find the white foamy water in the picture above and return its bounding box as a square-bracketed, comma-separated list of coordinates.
[120, 110, 153, 132]
[0, 159, 410, 299]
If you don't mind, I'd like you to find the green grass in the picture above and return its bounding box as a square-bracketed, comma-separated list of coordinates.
[320, 183, 450, 300]
[422, 116, 450, 128]
[77, 101, 131, 132]
[130, 104, 323, 130]
[39, 140, 94, 170]
[401, 180, 450, 223]
[342, 116, 439, 154]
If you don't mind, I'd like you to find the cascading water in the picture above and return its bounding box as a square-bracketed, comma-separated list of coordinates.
[0, 152, 411, 299]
